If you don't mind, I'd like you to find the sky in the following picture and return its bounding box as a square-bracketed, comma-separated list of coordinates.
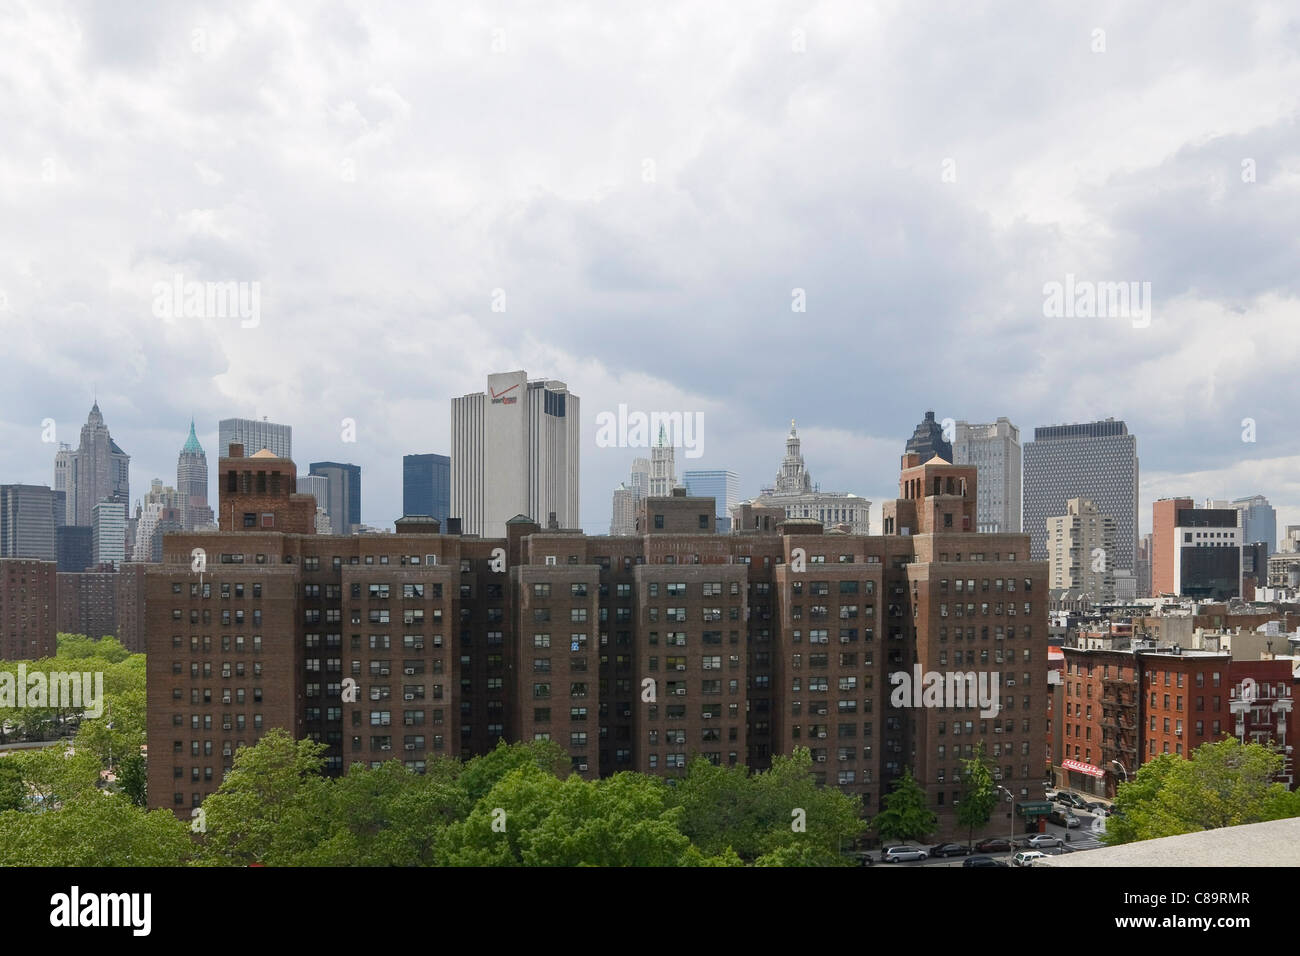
[1, 0, 1298, 542]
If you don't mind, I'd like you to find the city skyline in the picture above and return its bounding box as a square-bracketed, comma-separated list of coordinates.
[2, 4, 1298, 540]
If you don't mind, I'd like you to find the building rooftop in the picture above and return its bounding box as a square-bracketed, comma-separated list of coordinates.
[1040, 817, 1300, 867]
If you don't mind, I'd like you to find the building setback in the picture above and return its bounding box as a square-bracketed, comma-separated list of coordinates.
[146, 449, 1048, 838]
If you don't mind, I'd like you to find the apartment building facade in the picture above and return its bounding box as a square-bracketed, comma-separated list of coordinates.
[147, 452, 1049, 836]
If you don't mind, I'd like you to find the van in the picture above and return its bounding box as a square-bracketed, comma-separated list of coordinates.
[1013, 850, 1046, 867]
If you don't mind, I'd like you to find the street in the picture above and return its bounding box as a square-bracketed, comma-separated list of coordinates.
[874, 807, 1110, 867]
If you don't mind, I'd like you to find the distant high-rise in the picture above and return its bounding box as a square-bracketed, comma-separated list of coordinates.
[403, 454, 451, 526]
[451, 371, 580, 537]
[92, 498, 128, 570]
[132, 479, 186, 562]
[737, 422, 870, 534]
[218, 417, 292, 460]
[649, 425, 677, 497]
[952, 418, 1021, 533]
[1023, 419, 1138, 573]
[0, 484, 58, 560]
[1204, 495, 1275, 553]
[610, 457, 652, 536]
[1046, 498, 1115, 601]
[54, 443, 73, 521]
[296, 474, 333, 534]
[57, 525, 93, 572]
[904, 411, 953, 465]
[65, 402, 130, 528]
[309, 462, 362, 535]
[683, 470, 739, 533]
[176, 420, 214, 530]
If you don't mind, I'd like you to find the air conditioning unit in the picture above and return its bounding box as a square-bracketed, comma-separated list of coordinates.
[675, 687, 686, 696]
[816, 754, 827, 762]
[817, 731, 827, 738]
[702, 711, 714, 719]
[404, 694, 414, 701]
[1007, 679, 1015, 686]
[838, 754, 849, 761]
[675, 664, 686, 671]
[404, 667, 415, 675]
[380, 744, 391, 751]
[404, 744, 415, 751]
[379, 668, 390, 676]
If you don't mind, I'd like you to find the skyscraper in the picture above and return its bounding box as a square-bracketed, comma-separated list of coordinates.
[1046, 498, 1115, 601]
[0, 484, 59, 560]
[903, 410, 953, 465]
[54, 443, 73, 521]
[952, 418, 1021, 533]
[1022, 419, 1138, 573]
[402, 454, 451, 525]
[683, 470, 739, 533]
[93, 498, 128, 570]
[218, 417, 292, 460]
[132, 479, 186, 562]
[65, 402, 130, 527]
[309, 462, 362, 535]
[610, 457, 652, 536]
[176, 420, 214, 530]
[450, 371, 580, 538]
[649, 424, 677, 497]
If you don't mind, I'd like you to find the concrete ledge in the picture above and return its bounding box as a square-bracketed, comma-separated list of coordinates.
[1038, 817, 1300, 866]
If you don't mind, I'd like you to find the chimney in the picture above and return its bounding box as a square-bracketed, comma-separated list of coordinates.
[229, 443, 245, 458]
[445, 517, 462, 535]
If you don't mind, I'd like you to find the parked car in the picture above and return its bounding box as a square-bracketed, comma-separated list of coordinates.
[1048, 809, 1081, 828]
[929, 843, 970, 858]
[1013, 850, 1047, 867]
[1044, 789, 1060, 802]
[963, 855, 1006, 868]
[1023, 833, 1062, 849]
[1062, 792, 1090, 810]
[1087, 802, 1113, 816]
[851, 851, 874, 866]
[975, 838, 1012, 853]
[882, 845, 929, 863]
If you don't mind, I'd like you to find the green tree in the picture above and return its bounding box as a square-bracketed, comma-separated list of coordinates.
[198, 730, 334, 865]
[118, 750, 147, 807]
[956, 742, 998, 847]
[13, 743, 102, 808]
[0, 759, 24, 812]
[872, 767, 937, 844]
[1104, 740, 1300, 845]
[0, 794, 191, 865]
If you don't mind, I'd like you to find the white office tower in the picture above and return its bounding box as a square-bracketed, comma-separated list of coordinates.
[649, 425, 677, 497]
[952, 418, 1021, 533]
[451, 371, 580, 538]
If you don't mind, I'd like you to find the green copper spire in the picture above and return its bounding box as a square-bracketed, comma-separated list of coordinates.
[181, 419, 203, 454]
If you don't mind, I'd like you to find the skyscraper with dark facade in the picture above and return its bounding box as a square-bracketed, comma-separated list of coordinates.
[403, 454, 451, 526]
[1023, 419, 1138, 574]
[177, 420, 214, 530]
[904, 411, 953, 464]
[0, 484, 59, 561]
[309, 462, 362, 534]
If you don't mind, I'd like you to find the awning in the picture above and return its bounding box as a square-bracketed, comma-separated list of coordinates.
[1062, 758, 1105, 778]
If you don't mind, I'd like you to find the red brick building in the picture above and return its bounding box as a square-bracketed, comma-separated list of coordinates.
[0, 559, 57, 659]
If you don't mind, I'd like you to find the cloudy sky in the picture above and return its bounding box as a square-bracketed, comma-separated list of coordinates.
[2, 0, 1298, 541]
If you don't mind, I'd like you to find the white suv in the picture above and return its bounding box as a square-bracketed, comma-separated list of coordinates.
[1013, 850, 1046, 867]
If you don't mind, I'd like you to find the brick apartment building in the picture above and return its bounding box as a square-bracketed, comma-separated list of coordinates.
[1059, 645, 1296, 796]
[0, 558, 57, 659]
[147, 447, 1049, 836]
